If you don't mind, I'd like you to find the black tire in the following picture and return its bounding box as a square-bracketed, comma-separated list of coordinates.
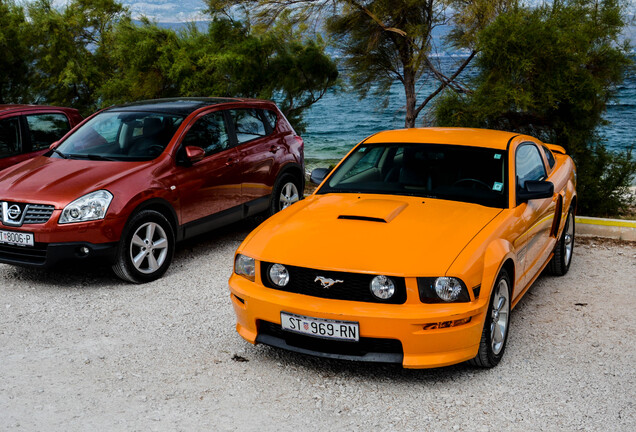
[547, 206, 575, 276]
[269, 173, 302, 216]
[112, 210, 175, 283]
[469, 269, 512, 368]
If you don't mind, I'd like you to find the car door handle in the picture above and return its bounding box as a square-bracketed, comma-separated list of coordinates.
[270, 145, 281, 153]
[226, 158, 238, 166]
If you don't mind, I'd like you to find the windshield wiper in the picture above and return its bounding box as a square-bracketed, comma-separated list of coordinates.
[67, 153, 118, 161]
[51, 148, 68, 159]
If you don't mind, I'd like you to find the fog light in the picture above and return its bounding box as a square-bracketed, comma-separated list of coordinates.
[370, 275, 395, 299]
[269, 264, 289, 287]
[78, 246, 90, 257]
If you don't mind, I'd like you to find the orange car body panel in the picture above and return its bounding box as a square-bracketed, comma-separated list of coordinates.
[229, 128, 577, 368]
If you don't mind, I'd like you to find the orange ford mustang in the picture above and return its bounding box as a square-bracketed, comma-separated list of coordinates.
[228, 128, 577, 368]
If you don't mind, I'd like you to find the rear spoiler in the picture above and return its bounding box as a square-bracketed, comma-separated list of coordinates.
[546, 143, 566, 155]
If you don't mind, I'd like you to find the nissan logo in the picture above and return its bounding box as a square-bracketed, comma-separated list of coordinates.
[7, 205, 21, 220]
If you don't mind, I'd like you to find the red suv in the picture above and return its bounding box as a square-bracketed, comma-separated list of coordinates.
[0, 98, 304, 282]
[0, 105, 83, 171]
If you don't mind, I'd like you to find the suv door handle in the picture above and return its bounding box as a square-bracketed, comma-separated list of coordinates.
[270, 145, 281, 153]
[226, 158, 238, 166]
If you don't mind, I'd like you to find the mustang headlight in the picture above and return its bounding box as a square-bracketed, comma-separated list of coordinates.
[370, 275, 395, 299]
[417, 277, 471, 303]
[235, 254, 255, 281]
[59, 190, 113, 224]
[269, 263, 290, 287]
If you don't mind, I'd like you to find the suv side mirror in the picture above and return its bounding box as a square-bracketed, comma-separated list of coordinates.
[310, 168, 330, 185]
[517, 180, 554, 203]
[185, 146, 205, 163]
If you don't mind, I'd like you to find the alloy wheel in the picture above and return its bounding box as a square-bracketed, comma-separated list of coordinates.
[490, 278, 510, 356]
[129, 222, 169, 274]
[279, 182, 300, 210]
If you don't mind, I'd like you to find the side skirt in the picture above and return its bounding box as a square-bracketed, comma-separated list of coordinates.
[177, 196, 270, 241]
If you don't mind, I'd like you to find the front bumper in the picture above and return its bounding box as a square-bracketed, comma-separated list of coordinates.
[0, 214, 125, 269]
[229, 273, 490, 369]
[0, 241, 117, 268]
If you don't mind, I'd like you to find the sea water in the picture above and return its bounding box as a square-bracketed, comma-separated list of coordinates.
[302, 56, 636, 173]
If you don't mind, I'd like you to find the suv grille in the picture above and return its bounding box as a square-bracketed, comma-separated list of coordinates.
[260, 262, 407, 304]
[0, 243, 47, 265]
[24, 204, 55, 224]
[0, 201, 55, 226]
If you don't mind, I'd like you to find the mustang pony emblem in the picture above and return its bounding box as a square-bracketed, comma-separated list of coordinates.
[314, 276, 344, 289]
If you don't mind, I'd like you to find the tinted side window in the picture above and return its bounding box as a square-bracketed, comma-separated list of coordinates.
[182, 112, 230, 156]
[516, 144, 546, 188]
[542, 145, 556, 169]
[26, 113, 71, 150]
[0, 117, 21, 158]
[263, 109, 278, 130]
[229, 109, 268, 144]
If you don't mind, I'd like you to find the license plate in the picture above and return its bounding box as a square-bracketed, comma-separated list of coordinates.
[0, 230, 34, 247]
[280, 312, 359, 341]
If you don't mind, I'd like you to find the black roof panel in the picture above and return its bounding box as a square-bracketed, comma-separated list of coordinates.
[107, 97, 242, 116]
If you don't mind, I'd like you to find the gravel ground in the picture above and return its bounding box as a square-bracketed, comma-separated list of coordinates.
[1, 222, 634, 432]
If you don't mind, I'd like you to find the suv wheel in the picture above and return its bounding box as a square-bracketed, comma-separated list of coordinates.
[269, 173, 301, 215]
[112, 210, 175, 283]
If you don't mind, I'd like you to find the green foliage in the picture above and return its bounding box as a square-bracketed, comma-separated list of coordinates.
[575, 144, 635, 216]
[0, 0, 32, 103]
[0, 0, 336, 130]
[98, 17, 182, 105]
[208, 0, 513, 127]
[26, 0, 127, 114]
[99, 16, 337, 132]
[435, 0, 635, 216]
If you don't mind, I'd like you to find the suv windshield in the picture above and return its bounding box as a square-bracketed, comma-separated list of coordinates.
[53, 111, 184, 161]
[318, 143, 508, 208]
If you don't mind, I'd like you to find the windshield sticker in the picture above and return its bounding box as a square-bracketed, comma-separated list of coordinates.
[494, 154, 502, 160]
[493, 182, 503, 191]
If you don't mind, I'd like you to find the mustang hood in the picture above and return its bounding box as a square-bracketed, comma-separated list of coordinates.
[243, 194, 502, 276]
[0, 156, 150, 205]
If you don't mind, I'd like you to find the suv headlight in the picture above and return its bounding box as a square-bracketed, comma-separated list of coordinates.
[235, 254, 255, 281]
[59, 190, 113, 224]
[417, 277, 471, 303]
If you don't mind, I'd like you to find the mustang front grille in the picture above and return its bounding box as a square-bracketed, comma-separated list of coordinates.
[260, 262, 407, 304]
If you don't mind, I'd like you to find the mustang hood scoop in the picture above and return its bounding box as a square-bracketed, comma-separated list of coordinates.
[337, 199, 408, 223]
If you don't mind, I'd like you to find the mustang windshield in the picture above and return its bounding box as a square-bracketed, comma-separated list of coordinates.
[318, 143, 508, 208]
[53, 111, 185, 161]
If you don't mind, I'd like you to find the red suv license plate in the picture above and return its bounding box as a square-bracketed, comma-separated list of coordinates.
[0, 230, 34, 247]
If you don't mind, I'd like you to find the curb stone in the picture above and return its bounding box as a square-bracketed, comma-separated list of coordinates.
[576, 216, 636, 241]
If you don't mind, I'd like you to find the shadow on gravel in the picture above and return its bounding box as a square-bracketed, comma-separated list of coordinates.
[244, 343, 488, 385]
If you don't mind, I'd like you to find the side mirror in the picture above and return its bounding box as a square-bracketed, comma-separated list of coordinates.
[517, 180, 554, 203]
[49, 141, 59, 150]
[185, 146, 205, 163]
[310, 168, 330, 185]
